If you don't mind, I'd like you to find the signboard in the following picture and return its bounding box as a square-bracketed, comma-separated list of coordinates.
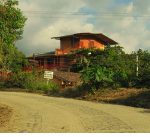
[44, 71, 53, 79]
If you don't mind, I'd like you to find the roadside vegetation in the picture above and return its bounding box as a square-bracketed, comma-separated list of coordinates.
[0, 0, 149, 110]
[0, 0, 60, 94]
[66, 46, 150, 109]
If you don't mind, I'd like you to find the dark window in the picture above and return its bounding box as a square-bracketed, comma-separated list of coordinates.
[71, 37, 79, 45]
[55, 57, 60, 64]
[47, 58, 53, 65]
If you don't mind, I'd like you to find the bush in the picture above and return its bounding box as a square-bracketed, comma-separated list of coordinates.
[135, 67, 150, 88]
[59, 84, 87, 98]
[0, 69, 60, 94]
[113, 68, 129, 88]
[4, 71, 35, 88]
[80, 65, 114, 92]
[25, 80, 60, 94]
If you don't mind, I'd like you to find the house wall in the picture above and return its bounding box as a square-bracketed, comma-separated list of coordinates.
[60, 35, 105, 51]
[61, 37, 72, 50]
[79, 35, 105, 50]
[44, 58, 47, 69]
[60, 56, 65, 66]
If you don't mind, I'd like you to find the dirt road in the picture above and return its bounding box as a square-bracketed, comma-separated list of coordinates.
[0, 91, 150, 133]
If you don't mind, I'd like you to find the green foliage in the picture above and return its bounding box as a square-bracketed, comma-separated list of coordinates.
[113, 68, 129, 88]
[71, 46, 150, 91]
[80, 65, 114, 92]
[134, 49, 150, 88]
[0, 0, 27, 42]
[0, 0, 27, 73]
[70, 46, 126, 72]
[2, 69, 60, 93]
[136, 67, 150, 88]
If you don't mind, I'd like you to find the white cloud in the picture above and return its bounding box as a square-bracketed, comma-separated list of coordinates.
[126, 2, 133, 12]
[31, 19, 94, 52]
[110, 33, 138, 53]
[120, 17, 134, 28]
[16, 0, 150, 55]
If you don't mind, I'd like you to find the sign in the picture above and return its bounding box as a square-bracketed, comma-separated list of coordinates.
[44, 71, 53, 79]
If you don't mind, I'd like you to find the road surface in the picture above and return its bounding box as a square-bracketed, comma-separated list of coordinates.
[0, 91, 150, 133]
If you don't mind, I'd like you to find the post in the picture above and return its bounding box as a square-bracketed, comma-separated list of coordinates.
[47, 79, 49, 85]
[33, 53, 35, 73]
[33, 53, 35, 61]
[40, 59, 41, 67]
[73, 36, 74, 47]
[136, 54, 138, 77]
[57, 56, 58, 66]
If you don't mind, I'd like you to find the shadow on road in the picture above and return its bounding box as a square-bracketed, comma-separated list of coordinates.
[139, 110, 150, 113]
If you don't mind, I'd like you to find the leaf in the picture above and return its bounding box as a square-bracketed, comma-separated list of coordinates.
[83, 76, 90, 81]
[96, 73, 100, 82]
[97, 69, 101, 75]
[83, 56, 88, 63]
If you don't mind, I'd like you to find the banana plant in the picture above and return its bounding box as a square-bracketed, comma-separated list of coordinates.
[80, 65, 114, 92]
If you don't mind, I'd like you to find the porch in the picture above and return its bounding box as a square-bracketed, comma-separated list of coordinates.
[23, 54, 75, 72]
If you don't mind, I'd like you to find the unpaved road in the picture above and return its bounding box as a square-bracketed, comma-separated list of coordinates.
[0, 91, 150, 133]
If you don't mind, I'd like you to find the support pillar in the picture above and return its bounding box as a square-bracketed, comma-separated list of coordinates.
[57, 56, 58, 66]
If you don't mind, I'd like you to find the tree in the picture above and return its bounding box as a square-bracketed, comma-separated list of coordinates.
[70, 46, 126, 72]
[135, 49, 150, 87]
[80, 65, 114, 91]
[0, 0, 27, 73]
[70, 46, 132, 90]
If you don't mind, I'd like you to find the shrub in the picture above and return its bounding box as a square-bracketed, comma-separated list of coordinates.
[80, 65, 114, 92]
[59, 84, 87, 98]
[0, 69, 60, 94]
[113, 68, 129, 88]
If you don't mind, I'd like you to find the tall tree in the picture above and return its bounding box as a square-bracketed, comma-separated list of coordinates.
[0, 0, 27, 73]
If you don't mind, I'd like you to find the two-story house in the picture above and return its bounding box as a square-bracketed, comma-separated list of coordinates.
[24, 32, 118, 71]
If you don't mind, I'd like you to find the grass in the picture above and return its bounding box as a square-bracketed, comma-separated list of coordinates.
[76, 88, 150, 109]
[46, 82, 150, 109]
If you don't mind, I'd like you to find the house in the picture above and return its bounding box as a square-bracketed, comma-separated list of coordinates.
[24, 32, 118, 72]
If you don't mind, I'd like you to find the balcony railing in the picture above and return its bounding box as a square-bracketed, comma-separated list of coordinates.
[55, 41, 84, 55]
[22, 60, 74, 71]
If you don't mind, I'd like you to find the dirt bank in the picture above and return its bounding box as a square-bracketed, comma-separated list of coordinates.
[0, 103, 13, 133]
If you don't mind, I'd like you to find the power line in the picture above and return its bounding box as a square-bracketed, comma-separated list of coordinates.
[20, 11, 150, 20]
[25, 16, 150, 20]
[22, 11, 150, 15]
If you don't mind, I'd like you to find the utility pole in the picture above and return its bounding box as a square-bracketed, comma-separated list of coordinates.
[136, 53, 138, 77]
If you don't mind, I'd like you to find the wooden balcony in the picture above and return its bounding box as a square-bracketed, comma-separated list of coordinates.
[55, 41, 84, 55]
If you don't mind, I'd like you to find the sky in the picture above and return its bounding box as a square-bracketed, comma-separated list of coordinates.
[15, 0, 150, 55]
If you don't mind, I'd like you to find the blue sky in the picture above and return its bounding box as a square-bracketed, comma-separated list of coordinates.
[78, 7, 98, 25]
[16, 0, 150, 55]
[115, 0, 132, 4]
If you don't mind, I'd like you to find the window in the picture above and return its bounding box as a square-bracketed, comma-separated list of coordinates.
[71, 37, 79, 45]
[47, 58, 53, 65]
